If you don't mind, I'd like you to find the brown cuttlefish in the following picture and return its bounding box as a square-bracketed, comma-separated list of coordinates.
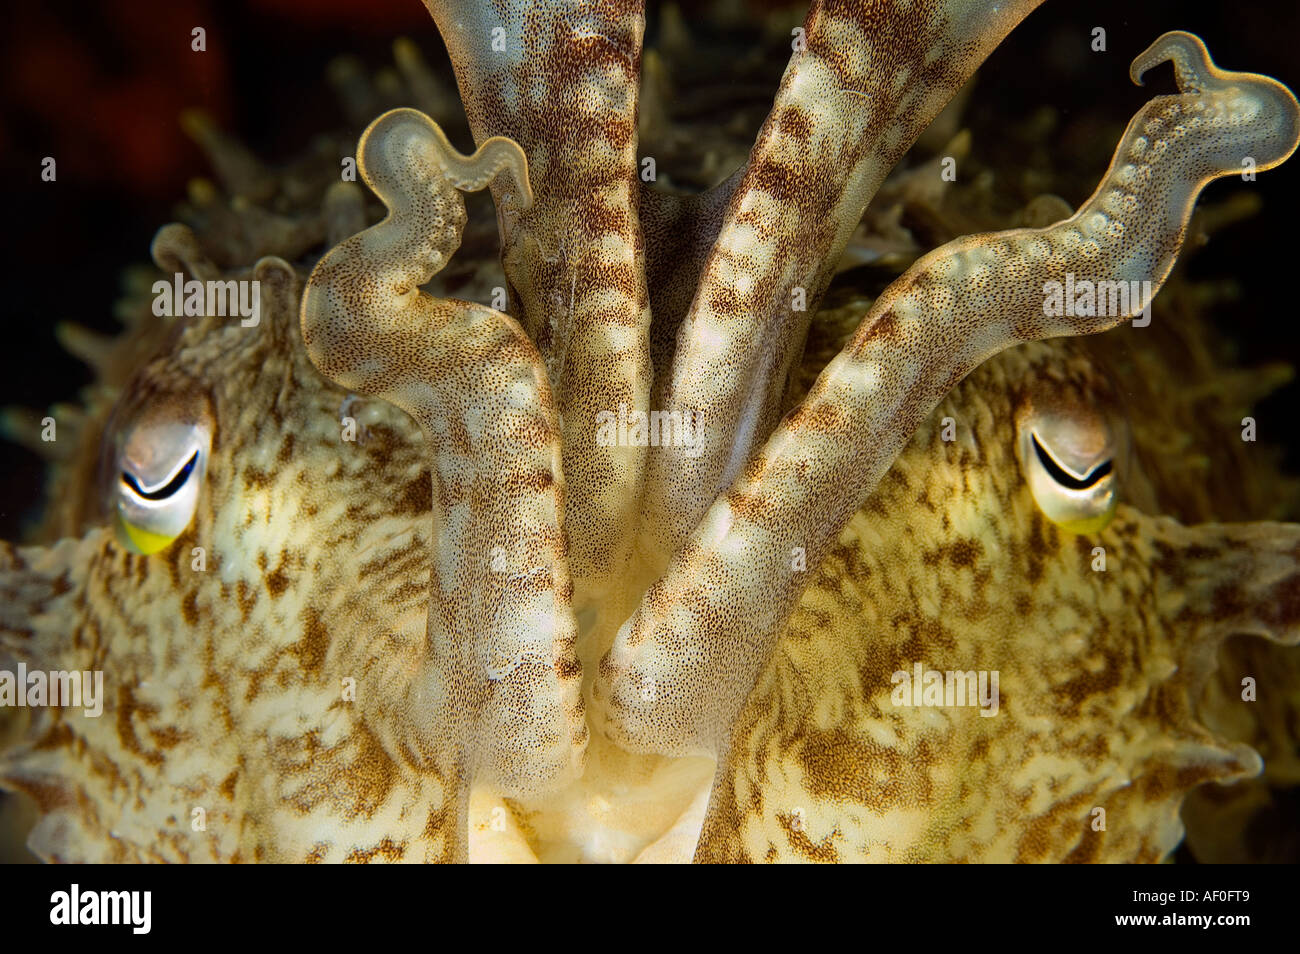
[1, 1, 1298, 862]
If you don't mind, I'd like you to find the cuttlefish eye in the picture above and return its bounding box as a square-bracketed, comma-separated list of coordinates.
[1015, 401, 1119, 535]
[108, 401, 213, 555]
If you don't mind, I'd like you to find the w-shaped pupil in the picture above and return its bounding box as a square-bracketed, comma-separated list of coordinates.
[122, 451, 199, 501]
[1032, 433, 1112, 490]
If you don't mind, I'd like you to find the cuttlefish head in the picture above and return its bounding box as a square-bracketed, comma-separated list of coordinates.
[1, 277, 1297, 863]
[698, 326, 1300, 863]
[0, 253, 459, 862]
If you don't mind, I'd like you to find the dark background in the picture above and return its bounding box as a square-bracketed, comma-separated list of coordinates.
[1, 0, 1298, 539]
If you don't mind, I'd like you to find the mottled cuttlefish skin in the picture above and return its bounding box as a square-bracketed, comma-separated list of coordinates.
[2, 254, 463, 862]
[592, 32, 1300, 764]
[642, 0, 1048, 559]
[1, 1, 1299, 864]
[698, 342, 1300, 862]
[426, 0, 653, 602]
[301, 108, 589, 838]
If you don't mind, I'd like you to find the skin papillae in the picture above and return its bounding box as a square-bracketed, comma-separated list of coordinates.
[595, 31, 1300, 753]
[302, 4, 1300, 862]
[0, 0, 1298, 863]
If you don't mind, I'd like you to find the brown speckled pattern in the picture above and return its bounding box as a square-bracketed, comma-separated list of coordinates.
[696, 344, 1300, 862]
[592, 32, 1300, 769]
[1, 6, 1298, 863]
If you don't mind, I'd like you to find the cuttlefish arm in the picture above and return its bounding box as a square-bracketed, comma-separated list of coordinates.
[669, 335, 1300, 862]
[693, 470, 1300, 860]
[300, 109, 588, 859]
[424, 0, 652, 601]
[1, 255, 480, 863]
[594, 33, 1300, 776]
[641, 0, 1048, 558]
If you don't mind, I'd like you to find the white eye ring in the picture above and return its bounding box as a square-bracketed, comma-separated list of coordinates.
[112, 420, 211, 555]
[1016, 410, 1118, 535]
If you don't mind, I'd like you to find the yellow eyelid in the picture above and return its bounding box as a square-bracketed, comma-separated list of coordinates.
[1052, 496, 1119, 536]
[1016, 397, 1122, 536]
[115, 512, 178, 555]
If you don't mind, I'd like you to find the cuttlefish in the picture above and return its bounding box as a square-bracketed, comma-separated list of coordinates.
[1, 1, 1299, 862]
